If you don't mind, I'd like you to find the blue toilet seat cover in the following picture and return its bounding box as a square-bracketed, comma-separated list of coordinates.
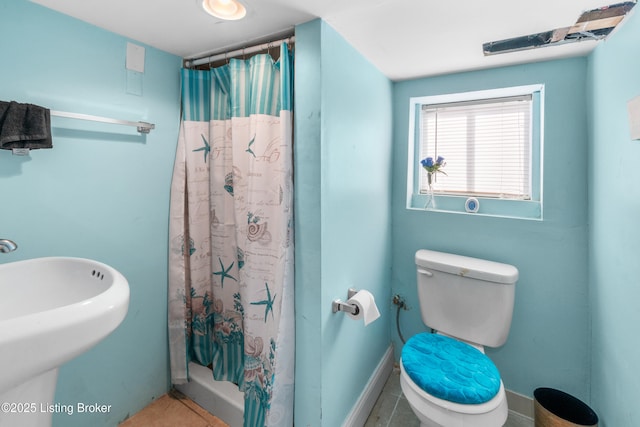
[402, 333, 501, 405]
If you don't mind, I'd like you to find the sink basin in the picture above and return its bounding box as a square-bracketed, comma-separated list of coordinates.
[0, 257, 129, 426]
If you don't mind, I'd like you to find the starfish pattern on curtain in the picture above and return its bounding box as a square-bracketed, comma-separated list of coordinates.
[168, 43, 294, 427]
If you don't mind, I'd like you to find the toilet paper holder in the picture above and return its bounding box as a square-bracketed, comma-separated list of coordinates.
[332, 288, 360, 315]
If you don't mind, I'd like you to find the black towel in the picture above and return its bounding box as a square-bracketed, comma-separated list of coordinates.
[0, 101, 52, 150]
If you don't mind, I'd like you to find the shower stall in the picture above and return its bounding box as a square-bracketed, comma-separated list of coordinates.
[168, 38, 295, 427]
[176, 363, 244, 426]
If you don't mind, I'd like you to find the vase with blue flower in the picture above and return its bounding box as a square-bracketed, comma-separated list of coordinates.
[420, 156, 446, 209]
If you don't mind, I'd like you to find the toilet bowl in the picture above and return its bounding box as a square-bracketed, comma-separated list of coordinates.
[402, 250, 518, 427]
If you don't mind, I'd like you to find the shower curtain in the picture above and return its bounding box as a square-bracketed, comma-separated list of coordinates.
[168, 43, 294, 427]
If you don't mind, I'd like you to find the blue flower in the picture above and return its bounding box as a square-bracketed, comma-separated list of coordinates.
[421, 157, 434, 168]
[420, 155, 446, 174]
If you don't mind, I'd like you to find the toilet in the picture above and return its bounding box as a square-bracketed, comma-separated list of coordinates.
[400, 249, 518, 427]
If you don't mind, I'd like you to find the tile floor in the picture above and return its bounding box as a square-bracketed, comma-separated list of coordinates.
[365, 368, 534, 427]
[121, 369, 533, 427]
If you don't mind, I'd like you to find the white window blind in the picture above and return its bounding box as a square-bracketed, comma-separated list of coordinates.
[419, 95, 532, 199]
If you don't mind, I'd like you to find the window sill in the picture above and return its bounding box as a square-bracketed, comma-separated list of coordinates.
[408, 194, 542, 221]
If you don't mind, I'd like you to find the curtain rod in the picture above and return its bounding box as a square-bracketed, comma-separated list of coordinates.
[185, 36, 295, 68]
[50, 110, 155, 134]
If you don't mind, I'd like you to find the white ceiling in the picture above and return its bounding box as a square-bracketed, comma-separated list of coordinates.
[31, 0, 620, 81]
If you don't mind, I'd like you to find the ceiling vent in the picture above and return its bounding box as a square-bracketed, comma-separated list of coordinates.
[483, 1, 636, 55]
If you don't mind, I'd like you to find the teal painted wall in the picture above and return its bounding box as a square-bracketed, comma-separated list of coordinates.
[293, 19, 324, 425]
[294, 20, 393, 427]
[0, 1, 181, 426]
[392, 58, 591, 400]
[8, 1, 640, 425]
[587, 10, 640, 426]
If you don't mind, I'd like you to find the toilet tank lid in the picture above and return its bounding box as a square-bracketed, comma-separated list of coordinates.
[416, 249, 518, 284]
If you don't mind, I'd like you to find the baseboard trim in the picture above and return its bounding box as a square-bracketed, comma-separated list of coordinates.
[506, 389, 534, 420]
[342, 345, 395, 427]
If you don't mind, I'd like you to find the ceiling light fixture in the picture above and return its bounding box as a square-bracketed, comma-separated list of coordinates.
[202, 0, 247, 20]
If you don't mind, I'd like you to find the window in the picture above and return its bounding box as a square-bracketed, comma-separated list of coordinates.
[420, 95, 531, 198]
[407, 85, 544, 220]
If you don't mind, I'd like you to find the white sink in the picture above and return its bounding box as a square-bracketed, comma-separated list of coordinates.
[0, 257, 129, 427]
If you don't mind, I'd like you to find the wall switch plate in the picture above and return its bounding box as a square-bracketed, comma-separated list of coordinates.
[126, 70, 143, 96]
[627, 95, 640, 140]
[126, 42, 145, 73]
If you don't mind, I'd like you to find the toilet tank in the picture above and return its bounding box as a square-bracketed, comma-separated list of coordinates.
[415, 249, 518, 348]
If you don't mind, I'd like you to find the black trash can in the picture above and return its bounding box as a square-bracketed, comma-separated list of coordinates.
[534, 388, 598, 427]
